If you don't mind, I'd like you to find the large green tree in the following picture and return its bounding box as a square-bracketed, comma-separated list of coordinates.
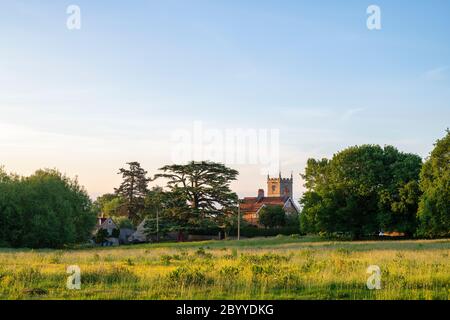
[154, 161, 239, 231]
[258, 205, 286, 228]
[300, 145, 422, 238]
[0, 168, 96, 248]
[115, 162, 151, 223]
[144, 187, 193, 241]
[416, 130, 450, 238]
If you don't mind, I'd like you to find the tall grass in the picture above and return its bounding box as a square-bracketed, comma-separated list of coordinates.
[0, 236, 449, 300]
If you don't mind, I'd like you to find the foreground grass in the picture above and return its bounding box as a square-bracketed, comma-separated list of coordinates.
[0, 236, 449, 300]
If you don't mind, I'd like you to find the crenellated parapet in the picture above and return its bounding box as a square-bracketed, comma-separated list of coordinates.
[267, 173, 293, 198]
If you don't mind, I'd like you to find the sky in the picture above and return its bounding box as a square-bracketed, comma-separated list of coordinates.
[1, 0, 449, 201]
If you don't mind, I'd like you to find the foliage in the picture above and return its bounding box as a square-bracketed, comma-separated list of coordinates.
[143, 186, 165, 215]
[155, 161, 238, 214]
[153, 161, 239, 233]
[416, 130, 450, 238]
[0, 168, 96, 248]
[258, 205, 286, 228]
[233, 226, 300, 238]
[115, 162, 151, 223]
[143, 188, 192, 239]
[300, 145, 422, 239]
[93, 193, 116, 214]
[114, 216, 134, 229]
[94, 229, 109, 244]
[93, 194, 127, 217]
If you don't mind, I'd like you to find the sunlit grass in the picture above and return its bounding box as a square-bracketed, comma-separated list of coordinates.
[0, 236, 449, 300]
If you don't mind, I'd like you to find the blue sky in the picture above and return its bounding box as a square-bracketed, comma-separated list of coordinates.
[1, 0, 449, 199]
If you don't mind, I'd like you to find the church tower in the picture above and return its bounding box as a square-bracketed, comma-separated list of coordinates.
[267, 172, 293, 198]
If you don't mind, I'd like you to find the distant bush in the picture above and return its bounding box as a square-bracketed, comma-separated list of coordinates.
[188, 227, 222, 236]
[231, 226, 300, 238]
[189, 225, 300, 238]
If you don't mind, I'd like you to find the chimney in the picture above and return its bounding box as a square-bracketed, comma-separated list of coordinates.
[257, 189, 264, 200]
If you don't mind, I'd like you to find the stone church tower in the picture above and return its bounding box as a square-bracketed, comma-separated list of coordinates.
[267, 172, 293, 198]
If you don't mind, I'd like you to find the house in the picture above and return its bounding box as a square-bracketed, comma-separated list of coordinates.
[379, 231, 406, 237]
[240, 173, 299, 226]
[128, 219, 148, 243]
[128, 219, 180, 243]
[118, 228, 134, 244]
[94, 216, 134, 246]
[94, 217, 118, 236]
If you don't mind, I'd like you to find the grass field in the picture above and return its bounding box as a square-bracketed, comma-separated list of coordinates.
[0, 236, 449, 300]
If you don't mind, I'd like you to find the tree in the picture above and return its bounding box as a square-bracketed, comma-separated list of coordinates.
[142, 186, 167, 241]
[378, 180, 421, 236]
[143, 186, 165, 218]
[93, 193, 127, 217]
[115, 162, 151, 223]
[300, 145, 422, 239]
[144, 187, 192, 241]
[114, 216, 134, 229]
[0, 168, 96, 248]
[416, 130, 450, 238]
[154, 161, 239, 228]
[258, 205, 286, 228]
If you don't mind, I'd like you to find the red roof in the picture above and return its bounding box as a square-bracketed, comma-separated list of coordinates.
[240, 196, 290, 215]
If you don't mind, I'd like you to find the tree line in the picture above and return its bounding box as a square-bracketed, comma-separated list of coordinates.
[96, 161, 239, 241]
[300, 130, 449, 239]
[0, 130, 448, 248]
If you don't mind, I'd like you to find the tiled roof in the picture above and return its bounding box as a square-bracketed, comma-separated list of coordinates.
[240, 196, 290, 215]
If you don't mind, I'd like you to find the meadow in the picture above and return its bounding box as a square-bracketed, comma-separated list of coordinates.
[0, 236, 449, 300]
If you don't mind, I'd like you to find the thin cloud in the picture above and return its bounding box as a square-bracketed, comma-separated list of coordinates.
[424, 66, 449, 81]
[341, 108, 365, 121]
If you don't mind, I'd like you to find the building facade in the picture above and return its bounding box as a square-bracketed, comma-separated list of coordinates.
[240, 173, 298, 226]
[267, 172, 293, 198]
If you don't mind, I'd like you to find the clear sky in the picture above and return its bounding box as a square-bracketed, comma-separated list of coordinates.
[1, 0, 449, 200]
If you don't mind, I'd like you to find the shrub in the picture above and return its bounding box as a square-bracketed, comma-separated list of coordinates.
[230, 226, 300, 238]
[83, 266, 137, 285]
[94, 229, 109, 244]
[240, 253, 291, 264]
[195, 247, 213, 259]
[219, 266, 240, 279]
[168, 266, 209, 286]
